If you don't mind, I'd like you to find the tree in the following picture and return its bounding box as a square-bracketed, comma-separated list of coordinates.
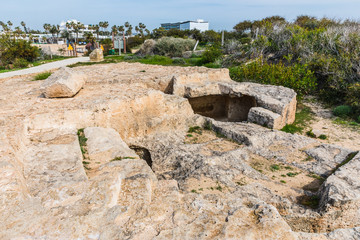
[20, 21, 27, 33]
[152, 27, 167, 39]
[118, 25, 125, 36]
[103, 21, 109, 35]
[233, 20, 252, 33]
[43, 23, 51, 34]
[126, 25, 133, 36]
[93, 25, 100, 40]
[111, 25, 118, 36]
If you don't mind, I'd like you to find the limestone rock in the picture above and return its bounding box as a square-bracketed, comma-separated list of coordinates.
[84, 127, 138, 163]
[304, 144, 355, 177]
[89, 48, 104, 62]
[41, 67, 86, 98]
[248, 107, 282, 129]
[318, 152, 360, 230]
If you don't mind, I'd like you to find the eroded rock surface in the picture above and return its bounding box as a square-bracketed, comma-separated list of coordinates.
[0, 62, 359, 239]
[41, 67, 86, 98]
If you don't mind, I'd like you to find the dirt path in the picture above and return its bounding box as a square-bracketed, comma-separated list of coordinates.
[0, 57, 89, 79]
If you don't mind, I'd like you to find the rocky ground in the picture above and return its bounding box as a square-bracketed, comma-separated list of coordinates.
[0, 62, 359, 239]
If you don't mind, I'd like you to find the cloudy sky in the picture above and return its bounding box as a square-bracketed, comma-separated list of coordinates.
[1, 0, 360, 31]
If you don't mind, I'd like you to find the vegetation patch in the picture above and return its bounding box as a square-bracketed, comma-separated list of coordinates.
[110, 156, 136, 162]
[33, 71, 51, 81]
[281, 103, 314, 134]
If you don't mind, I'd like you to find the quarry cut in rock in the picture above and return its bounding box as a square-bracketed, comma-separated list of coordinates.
[1, 62, 359, 239]
[41, 67, 86, 98]
[166, 70, 297, 129]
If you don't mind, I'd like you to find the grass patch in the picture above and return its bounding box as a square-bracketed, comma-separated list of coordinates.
[33, 71, 52, 81]
[286, 172, 299, 177]
[188, 126, 202, 134]
[332, 117, 360, 130]
[270, 164, 280, 172]
[280, 180, 287, 184]
[281, 103, 314, 134]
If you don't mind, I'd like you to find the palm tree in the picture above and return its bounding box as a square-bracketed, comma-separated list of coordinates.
[20, 21, 27, 33]
[118, 25, 124, 36]
[103, 21, 109, 36]
[93, 24, 100, 40]
[111, 25, 118, 36]
[43, 23, 51, 42]
[125, 25, 133, 36]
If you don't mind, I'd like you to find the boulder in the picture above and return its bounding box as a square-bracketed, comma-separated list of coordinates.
[84, 127, 138, 163]
[41, 67, 86, 98]
[89, 48, 104, 62]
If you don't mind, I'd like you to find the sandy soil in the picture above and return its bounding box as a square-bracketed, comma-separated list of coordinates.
[303, 99, 360, 151]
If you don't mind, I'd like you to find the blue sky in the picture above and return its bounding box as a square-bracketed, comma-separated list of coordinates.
[1, 0, 360, 31]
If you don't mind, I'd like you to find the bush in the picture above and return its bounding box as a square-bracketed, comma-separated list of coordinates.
[172, 58, 186, 65]
[0, 37, 39, 66]
[201, 44, 223, 64]
[13, 58, 29, 68]
[229, 58, 317, 97]
[358, 115, 360, 123]
[333, 105, 352, 117]
[153, 37, 195, 57]
[137, 39, 156, 56]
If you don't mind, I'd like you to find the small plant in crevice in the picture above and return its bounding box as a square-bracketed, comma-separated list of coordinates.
[77, 129, 88, 157]
[331, 151, 359, 174]
[306, 129, 316, 138]
[319, 134, 327, 140]
[286, 172, 299, 177]
[270, 164, 280, 172]
[110, 156, 136, 162]
[280, 180, 287, 184]
[77, 128, 90, 170]
[188, 126, 202, 134]
[203, 121, 212, 130]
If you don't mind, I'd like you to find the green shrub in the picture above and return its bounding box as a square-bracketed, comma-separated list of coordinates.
[319, 134, 327, 140]
[172, 58, 186, 65]
[33, 72, 52, 81]
[0, 38, 40, 66]
[306, 129, 316, 138]
[13, 58, 29, 68]
[333, 105, 352, 117]
[201, 44, 223, 64]
[358, 115, 360, 123]
[230, 59, 317, 97]
[154, 37, 195, 57]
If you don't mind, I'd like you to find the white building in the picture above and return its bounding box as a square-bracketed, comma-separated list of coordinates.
[161, 19, 209, 32]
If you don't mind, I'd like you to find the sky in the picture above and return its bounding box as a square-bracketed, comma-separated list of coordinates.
[1, 0, 360, 31]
